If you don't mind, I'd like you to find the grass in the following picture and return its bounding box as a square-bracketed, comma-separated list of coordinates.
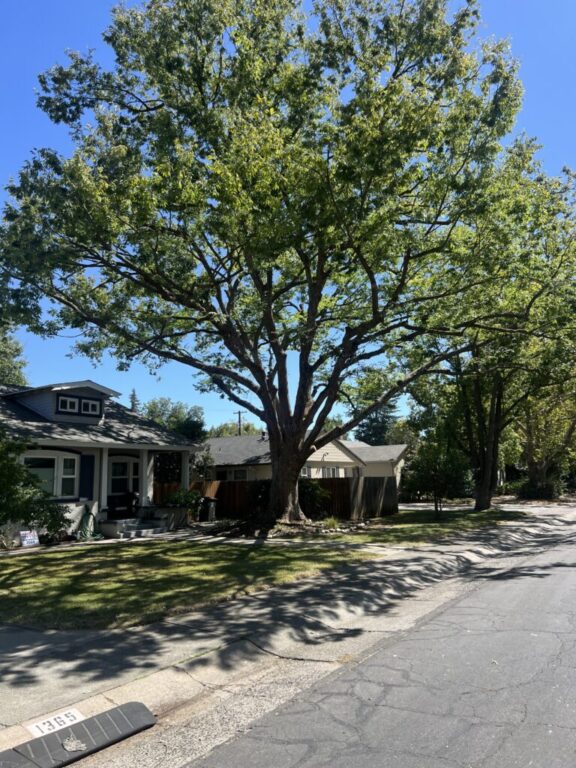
[281, 505, 529, 545]
[0, 540, 372, 630]
[0, 505, 528, 631]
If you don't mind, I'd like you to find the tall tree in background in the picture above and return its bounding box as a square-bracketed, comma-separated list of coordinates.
[129, 388, 141, 413]
[3, 0, 567, 523]
[206, 420, 261, 437]
[143, 398, 206, 440]
[0, 329, 27, 386]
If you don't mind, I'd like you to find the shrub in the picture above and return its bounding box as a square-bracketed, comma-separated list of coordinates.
[0, 435, 69, 549]
[165, 488, 202, 519]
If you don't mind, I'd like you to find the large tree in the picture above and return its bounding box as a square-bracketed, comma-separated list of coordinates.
[0, 0, 544, 524]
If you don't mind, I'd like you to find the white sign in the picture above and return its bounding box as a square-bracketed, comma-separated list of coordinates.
[26, 708, 86, 737]
[19, 530, 40, 548]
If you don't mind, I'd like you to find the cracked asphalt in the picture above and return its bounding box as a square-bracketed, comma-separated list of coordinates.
[181, 542, 576, 768]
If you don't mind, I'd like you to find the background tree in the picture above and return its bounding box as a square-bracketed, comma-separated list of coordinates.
[514, 380, 576, 499]
[0, 328, 27, 386]
[129, 388, 141, 413]
[352, 403, 397, 445]
[206, 420, 261, 438]
[143, 397, 206, 441]
[1, 0, 554, 524]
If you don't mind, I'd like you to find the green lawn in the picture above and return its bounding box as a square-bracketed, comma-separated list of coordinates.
[0, 540, 372, 630]
[0, 506, 527, 631]
[279, 506, 528, 545]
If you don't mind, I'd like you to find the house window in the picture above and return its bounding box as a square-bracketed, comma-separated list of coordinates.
[300, 464, 312, 478]
[216, 469, 228, 481]
[109, 458, 140, 495]
[233, 469, 247, 480]
[321, 466, 339, 478]
[23, 452, 79, 498]
[57, 395, 79, 414]
[81, 398, 102, 416]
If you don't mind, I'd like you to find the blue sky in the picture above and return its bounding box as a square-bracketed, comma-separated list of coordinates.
[1, 1, 575, 424]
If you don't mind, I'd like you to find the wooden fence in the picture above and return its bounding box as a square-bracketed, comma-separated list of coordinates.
[154, 476, 398, 520]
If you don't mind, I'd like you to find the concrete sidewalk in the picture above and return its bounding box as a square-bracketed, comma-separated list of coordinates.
[2, 503, 576, 755]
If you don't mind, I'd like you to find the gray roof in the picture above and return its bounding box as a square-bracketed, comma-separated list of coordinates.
[338, 440, 408, 464]
[205, 435, 407, 467]
[205, 435, 271, 466]
[0, 385, 197, 449]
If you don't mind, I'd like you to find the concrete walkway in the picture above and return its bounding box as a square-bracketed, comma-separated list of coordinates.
[2, 503, 576, 756]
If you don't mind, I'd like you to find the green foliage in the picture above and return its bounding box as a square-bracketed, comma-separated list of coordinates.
[2, 0, 572, 521]
[164, 488, 202, 518]
[129, 388, 141, 412]
[0, 435, 69, 548]
[298, 479, 332, 519]
[352, 402, 397, 445]
[402, 421, 473, 511]
[0, 328, 27, 386]
[207, 421, 261, 437]
[143, 398, 206, 440]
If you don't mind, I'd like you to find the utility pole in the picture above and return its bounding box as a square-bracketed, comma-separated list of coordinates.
[234, 410, 246, 436]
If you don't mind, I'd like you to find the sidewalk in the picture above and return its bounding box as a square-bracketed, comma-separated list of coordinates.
[2, 503, 576, 754]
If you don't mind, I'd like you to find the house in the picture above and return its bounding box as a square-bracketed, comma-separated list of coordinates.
[201, 434, 407, 516]
[0, 381, 197, 534]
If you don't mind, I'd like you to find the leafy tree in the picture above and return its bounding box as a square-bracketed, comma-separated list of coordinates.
[402, 420, 472, 514]
[0, 434, 69, 548]
[1, 0, 548, 524]
[0, 328, 27, 386]
[143, 398, 206, 440]
[515, 382, 576, 499]
[206, 420, 261, 437]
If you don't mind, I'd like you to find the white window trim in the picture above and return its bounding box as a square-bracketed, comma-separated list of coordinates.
[81, 398, 102, 416]
[22, 450, 79, 499]
[300, 464, 313, 478]
[108, 456, 140, 497]
[57, 395, 79, 414]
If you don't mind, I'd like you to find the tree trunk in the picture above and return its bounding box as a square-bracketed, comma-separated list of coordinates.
[264, 448, 309, 527]
[473, 378, 503, 512]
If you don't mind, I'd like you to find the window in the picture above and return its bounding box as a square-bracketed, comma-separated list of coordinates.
[81, 398, 102, 416]
[233, 469, 247, 480]
[321, 466, 339, 478]
[216, 469, 228, 481]
[108, 457, 140, 496]
[23, 452, 79, 498]
[57, 395, 79, 414]
[300, 465, 312, 478]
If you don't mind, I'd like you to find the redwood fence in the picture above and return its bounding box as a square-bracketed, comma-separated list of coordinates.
[153, 476, 398, 520]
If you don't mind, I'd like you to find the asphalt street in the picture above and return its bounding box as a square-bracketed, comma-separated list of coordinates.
[184, 542, 576, 768]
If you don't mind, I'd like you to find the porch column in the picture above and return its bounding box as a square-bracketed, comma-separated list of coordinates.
[99, 447, 109, 514]
[181, 451, 190, 491]
[139, 449, 154, 506]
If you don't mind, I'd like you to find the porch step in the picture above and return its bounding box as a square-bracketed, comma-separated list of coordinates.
[119, 526, 168, 539]
[99, 518, 169, 539]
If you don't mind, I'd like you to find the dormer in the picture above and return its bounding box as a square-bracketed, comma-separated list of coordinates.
[7, 381, 121, 424]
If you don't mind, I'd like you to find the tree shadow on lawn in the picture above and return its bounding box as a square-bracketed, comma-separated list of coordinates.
[0, 514, 575, 697]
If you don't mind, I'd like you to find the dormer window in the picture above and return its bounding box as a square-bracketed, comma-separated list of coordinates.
[81, 398, 102, 416]
[57, 395, 79, 414]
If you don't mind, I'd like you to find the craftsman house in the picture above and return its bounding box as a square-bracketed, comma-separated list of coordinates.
[0, 381, 197, 533]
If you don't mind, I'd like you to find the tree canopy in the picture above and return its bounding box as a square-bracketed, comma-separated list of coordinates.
[0, 328, 27, 386]
[142, 397, 206, 440]
[2, 0, 571, 522]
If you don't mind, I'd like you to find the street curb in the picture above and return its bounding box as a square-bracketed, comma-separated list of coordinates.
[2, 508, 575, 755]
